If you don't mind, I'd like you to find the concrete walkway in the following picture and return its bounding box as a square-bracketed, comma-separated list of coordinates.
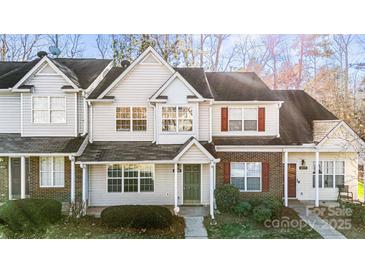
[178, 206, 209, 239]
[290, 203, 346, 239]
[183, 217, 208, 239]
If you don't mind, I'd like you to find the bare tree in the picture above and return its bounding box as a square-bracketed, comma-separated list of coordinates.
[0, 34, 8, 61]
[65, 34, 84, 58]
[96, 35, 111, 59]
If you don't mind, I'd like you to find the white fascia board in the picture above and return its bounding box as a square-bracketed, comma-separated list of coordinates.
[317, 120, 365, 148]
[150, 72, 204, 102]
[86, 99, 115, 103]
[173, 138, 218, 162]
[213, 101, 284, 105]
[97, 46, 175, 99]
[85, 60, 114, 96]
[0, 153, 74, 157]
[75, 160, 176, 165]
[13, 57, 78, 90]
[215, 145, 359, 153]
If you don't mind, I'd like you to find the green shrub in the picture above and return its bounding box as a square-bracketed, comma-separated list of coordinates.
[0, 199, 62, 232]
[253, 205, 272, 223]
[215, 185, 240, 212]
[233, 201, 252, 217]
[101, 205, 173, 229]
[345, 203, 365, 225]
[247, 197, 263, 207]
[262, 197, 283, 218]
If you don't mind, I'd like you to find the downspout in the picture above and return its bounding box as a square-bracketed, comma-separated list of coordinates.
[88, 101, 93, 143]
[149, 102, 156, 143]
[82, 91, 88, 136]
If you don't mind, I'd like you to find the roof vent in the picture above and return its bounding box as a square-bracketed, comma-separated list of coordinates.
[37, 51, 48, 58]
[121, 60, 131, 68]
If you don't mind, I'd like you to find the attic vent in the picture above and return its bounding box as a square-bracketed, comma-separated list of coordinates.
[37, 51, 48, 58]
[121, 60, 131, 68]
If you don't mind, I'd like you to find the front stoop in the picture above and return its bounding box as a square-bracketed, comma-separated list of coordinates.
[184, 217, 208, 239]
[290, 203, 346, 239]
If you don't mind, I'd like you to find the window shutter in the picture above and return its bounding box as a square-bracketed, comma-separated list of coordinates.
[258, 107, 265, 132]
[262, 162, 269, 192]
[223, 162, 230, 184]
[221, 107, 228, 132]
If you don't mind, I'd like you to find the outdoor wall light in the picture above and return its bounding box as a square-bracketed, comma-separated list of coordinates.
[301, 159, 306, 166]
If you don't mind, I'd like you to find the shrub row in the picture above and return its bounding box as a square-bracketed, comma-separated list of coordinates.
[215, 185, 283, 223]
[0, 199, 62, 232]
[343, 202, 365, 225]
[101, 205, 173, 229]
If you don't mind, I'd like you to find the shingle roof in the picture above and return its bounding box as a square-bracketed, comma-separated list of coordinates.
[78, 138, 216, 162]
[0, 57, 111, 89]
[213, 90, 338, 145]
[206, 72, 280, 101]
[0, 59, 41, 89]
[88, 66, 126, 99]
[0, 134, 86, 154]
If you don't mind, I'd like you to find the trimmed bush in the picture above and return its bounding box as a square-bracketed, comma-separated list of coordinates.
[247, 197, 263, 207]
[262, 197, 283, 218]
[253, 205, 272, 223]
[101, 205, 173, 229]
[215, 185, 240, 212]
[233, 201, 252, 217]
[0, 199, 62, 232]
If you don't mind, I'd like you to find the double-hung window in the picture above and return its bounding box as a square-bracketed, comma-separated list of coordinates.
[312, 160, 345, 188]
[33, 96, 66, 124]
[228, 107, 258, 132]
[40, 157, 65, 187]
[107, 164, 154, 193]
[231, 162, 262, 192]
[116, 107, 147, 131]
[162, 106, 193, 132]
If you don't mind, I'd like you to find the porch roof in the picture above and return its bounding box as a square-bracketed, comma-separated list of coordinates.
[0, 133, 86, 154]
[77, 139, 217, 163]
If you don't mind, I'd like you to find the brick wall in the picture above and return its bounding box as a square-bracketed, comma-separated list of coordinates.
[216, 152, 283, 199]
[28, 156, 82, 203]
[0, 157, 9, 203]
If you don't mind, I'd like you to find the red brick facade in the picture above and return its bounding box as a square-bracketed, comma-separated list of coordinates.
[216, 152, 284, 199]
[28, 157, 82, 203]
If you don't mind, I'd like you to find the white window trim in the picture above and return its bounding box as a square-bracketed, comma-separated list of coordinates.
[312, 160, 345, 189]
[39, 157, 65, 188]
[32, 95, 66, 124]
[106, 164, 155, 193]
[228, 107, 258, 132]
[115, 106, 148, 132]
[161, 105, 194, 134]
[230, 162, 262, 192]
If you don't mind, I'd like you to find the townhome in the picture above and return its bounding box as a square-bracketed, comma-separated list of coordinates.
[0, 47, 363, 220]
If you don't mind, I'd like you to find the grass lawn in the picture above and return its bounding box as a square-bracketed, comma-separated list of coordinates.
[204, 207, 321, 239]
[359, 181, 364, 201]
[0, 215, 185, 239]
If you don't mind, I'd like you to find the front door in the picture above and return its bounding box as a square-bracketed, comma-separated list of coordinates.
[183, 164, 201, 204]
[288, 163, 297, 198]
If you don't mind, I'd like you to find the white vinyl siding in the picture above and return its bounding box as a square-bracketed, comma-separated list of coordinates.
[199, 102, 210, 141]
[77, 93, 84, 134]
[288, 152, 358, 201]
[212, 103, 279, 136]
[179, 144, 211, 163]
[92, 61, 172, 141]
[0, 92, 21, 133]
[88, 163, 211, 206]
[21, 73, 77, 136]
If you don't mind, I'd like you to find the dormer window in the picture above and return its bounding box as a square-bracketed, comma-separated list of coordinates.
[228, 107, 258, 132]
[162, 106, 193, 132]
[32, 96, 66, 124]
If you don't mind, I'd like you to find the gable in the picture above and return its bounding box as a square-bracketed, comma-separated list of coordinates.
[141, 53, 160, 64]
[37, 63, 58, 75]
[319, 122, 364, 151]
[160, 77, 196, 104]
[179, 144, 211, 163]
[108, 60, 172, 103]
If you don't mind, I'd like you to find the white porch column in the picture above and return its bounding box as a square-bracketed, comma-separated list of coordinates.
[174, 163, 179, 214]
[20, 156, 26, 199]
[82, 164, 89, 204]
[209, 162, 215, 219]
[315, 151, 320, 207]
[284, 151, 288, 207]
[70, 156, 76, 203]
[213, 162, 217, 209]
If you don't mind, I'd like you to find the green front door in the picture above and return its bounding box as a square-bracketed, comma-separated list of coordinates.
[183, 164, 201, 204]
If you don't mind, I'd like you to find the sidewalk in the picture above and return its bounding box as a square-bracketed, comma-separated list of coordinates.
[290, 203, 346, 239]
